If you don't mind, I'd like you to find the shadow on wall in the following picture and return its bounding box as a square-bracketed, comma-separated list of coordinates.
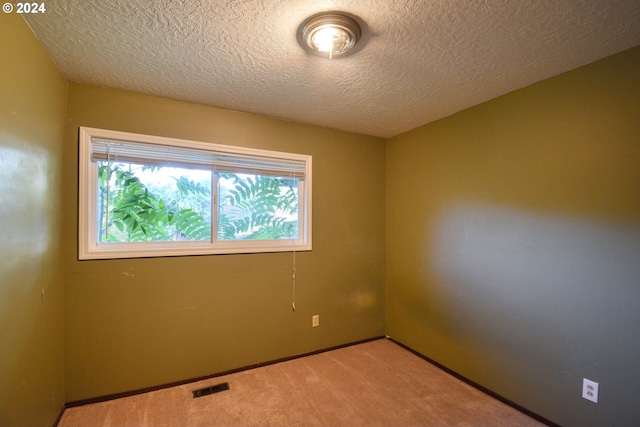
[429, 202, 640, 418]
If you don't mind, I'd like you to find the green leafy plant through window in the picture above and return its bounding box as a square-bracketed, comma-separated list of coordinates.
[218, 173, 299, 240]
[98, 163, 211, 242]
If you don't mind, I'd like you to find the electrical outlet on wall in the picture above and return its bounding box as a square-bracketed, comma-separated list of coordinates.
[312, 315, 319, 327]
[582, 378, 599, 403]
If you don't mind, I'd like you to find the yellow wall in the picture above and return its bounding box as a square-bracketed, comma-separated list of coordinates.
[0, 13, 67, 427]
[386, 46, 640, 427]
[63, 83, 386, 401]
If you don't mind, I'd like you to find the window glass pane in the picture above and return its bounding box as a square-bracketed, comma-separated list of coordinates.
[218, 172, 299, 241]
[97, 161, 212, 242]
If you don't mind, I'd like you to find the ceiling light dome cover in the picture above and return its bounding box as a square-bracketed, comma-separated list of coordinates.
[299, 12, 362, 58]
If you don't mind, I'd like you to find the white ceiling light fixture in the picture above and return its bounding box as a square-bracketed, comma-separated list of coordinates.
[299, 12, 362, 59]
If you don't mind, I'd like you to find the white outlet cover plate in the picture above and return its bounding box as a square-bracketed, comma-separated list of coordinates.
[582, 378, 599, 403]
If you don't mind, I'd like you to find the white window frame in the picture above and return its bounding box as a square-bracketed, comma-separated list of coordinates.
[78, 127, 312, 260]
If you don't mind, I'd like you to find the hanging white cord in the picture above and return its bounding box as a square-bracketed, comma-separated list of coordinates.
[292, 165, 297, 312]
[292, 247, 296, 311]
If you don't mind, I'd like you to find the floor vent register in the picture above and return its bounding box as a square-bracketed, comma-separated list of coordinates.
[192, 382, 230, 398]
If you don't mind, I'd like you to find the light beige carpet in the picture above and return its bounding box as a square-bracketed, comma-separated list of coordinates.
[59, 339, 546, 426]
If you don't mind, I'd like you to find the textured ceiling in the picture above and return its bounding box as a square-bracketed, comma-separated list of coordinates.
[23, 0, 640, 138]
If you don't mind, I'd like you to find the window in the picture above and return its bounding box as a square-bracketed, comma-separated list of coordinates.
[78, 127, 311, 259]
